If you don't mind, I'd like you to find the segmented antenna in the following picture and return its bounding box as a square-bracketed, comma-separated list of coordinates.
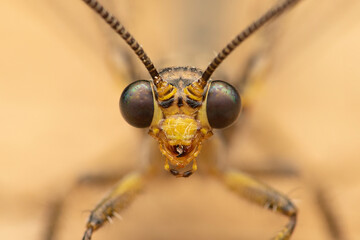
[82, 0, 164, 86]
[198, 0, 302, 87]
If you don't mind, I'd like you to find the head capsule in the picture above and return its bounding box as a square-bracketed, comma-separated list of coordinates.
[119, 69, 241, 177]
[145, 67, 241, 177]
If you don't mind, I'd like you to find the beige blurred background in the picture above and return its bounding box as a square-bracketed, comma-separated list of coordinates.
[1, 0, 360, 240]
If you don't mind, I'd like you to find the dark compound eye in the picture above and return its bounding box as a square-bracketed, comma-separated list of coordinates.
[206, 80, 241, 129]
[120, 80, 154, 128]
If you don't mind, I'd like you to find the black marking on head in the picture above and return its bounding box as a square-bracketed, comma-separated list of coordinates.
[170, 169, 179, 176]
[159, 97, 175, 108]
[177, 97, 184, 107]
[182, 170, 193, 178]
[186, 96, 202, 108]
[159, 66, 203, 75]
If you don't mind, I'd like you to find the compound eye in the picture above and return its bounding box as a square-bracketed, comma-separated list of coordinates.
[206, 80, 241, 129]
[120, 80, 154, 128]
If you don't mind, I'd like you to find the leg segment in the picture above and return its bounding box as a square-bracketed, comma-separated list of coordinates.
[82, 171, 146, 240]
[44, 170, 128, 240]
[313, 185, 346, 240]
[218, 169, 297, 240]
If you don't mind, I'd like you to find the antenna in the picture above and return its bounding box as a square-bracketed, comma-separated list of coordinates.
[198, 0, 302, 87]
[82, 0, 164, 87]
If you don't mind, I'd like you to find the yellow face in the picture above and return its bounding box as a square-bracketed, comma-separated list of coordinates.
[148, 67, 213, 176]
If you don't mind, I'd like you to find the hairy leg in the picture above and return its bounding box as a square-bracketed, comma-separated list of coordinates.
[215, 169, 297, 240]
[82, 171, 149, 240]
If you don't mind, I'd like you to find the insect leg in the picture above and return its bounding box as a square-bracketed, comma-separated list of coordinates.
[231, 116, 345, 240]
[43, 169, 130, 240]
[82, 171, 147, 240]
[216, 169, 297, 240]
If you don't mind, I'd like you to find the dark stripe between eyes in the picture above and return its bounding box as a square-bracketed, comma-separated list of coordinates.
[186, 97, 202, 108]
[177, 97, 184, 107]
[159, 98, 175, 108]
